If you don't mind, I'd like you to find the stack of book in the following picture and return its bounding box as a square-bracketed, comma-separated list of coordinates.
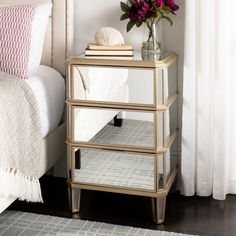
[85, 44, 133, 60]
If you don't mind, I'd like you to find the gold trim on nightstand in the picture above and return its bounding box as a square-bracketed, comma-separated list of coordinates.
[66, 51, 177, 68]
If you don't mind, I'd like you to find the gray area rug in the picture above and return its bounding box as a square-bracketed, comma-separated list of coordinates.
[0, 211, 195, 236]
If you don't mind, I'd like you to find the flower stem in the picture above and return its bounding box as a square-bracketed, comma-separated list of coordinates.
[146, 21, 152, 42]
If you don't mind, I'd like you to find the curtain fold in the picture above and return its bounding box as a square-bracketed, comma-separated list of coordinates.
[181, 0, 236, 200]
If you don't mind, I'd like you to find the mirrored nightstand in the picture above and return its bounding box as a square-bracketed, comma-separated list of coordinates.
[66, 51, 179, 224]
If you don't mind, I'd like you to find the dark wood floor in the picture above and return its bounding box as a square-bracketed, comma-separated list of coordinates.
[10, 175, 236, 236]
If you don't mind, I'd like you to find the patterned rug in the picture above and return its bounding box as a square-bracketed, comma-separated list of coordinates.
[0, 211, 195, 236]
[92, 120, 154, 148]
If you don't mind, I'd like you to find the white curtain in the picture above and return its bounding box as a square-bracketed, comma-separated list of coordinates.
[181, 0, 236, 200]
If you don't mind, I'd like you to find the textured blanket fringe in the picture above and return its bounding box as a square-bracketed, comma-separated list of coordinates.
[0, 166, 43, 203]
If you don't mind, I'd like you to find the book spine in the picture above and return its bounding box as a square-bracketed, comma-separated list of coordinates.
[85, 51, 133, 56]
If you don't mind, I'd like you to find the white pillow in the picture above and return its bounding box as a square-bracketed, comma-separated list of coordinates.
[0, 0, 52, 71]
[0, 4, 38, 79]
[28, 2, 52, 71]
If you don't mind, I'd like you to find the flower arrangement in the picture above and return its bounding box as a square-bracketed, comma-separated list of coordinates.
[120, 0, 179, 33]
[120, 0, 179, 54]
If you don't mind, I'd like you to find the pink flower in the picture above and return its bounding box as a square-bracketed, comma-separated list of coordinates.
[165, 0, 179, 11]
[155, 0, 165, 8]
[128, 0, 150, 21]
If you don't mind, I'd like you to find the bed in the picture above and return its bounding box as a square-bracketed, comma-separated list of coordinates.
[0, 0, 74, 213]
[0, 0, 128, 213]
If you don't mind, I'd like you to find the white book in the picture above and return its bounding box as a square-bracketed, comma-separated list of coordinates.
[87, 43, 133, 51]
[84, 55, 133, 60]
[85, 49, 133, 56]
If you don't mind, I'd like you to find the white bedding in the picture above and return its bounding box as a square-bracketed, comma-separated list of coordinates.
[25, 66, 65, 138]
[0, 122, 66, 214]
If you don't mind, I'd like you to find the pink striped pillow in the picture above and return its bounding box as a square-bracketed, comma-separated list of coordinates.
[0, 4, 37, 79]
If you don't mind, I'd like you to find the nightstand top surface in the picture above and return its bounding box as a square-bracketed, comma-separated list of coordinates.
[67, 51, 177, 68]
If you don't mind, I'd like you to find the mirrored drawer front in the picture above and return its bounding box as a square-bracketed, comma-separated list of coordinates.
[164, 59, 178, 103]
[166, 138, 179, 183]
[68, 65, 157, 107]
[164, 98, 178, 146]
[71, 147, 165, 192]
[68, 107, 158, 150]
[68, 101, 178, 150]
[157, 139, 179, 190]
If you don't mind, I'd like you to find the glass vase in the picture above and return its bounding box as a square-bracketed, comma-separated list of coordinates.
[142, 22, 161, 55]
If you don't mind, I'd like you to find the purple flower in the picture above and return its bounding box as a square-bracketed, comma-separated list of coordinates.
[128, 0, 150, 21]
[155, 0, 165, 8]
[165, 0, 179, 11]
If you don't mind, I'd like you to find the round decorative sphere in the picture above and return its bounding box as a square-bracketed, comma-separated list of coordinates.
[95, 27, 124, 46]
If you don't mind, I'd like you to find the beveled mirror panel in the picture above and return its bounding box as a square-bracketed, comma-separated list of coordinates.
[163, 60, 178, 103]
[70, 66, 156, 107]
[72, 147, 158, 192]
[157, 154, 165, 189]
[164, 98, 178, 146]
[166, 138, 179, 185]
[71, 107, 156, 150]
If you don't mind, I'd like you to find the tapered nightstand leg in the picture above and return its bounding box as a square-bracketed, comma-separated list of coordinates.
[69, 187, 81, 213]
[155, 197, 166, 224]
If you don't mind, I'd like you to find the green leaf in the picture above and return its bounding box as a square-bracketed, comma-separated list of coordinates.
[120, 13, 129, 21]
[162, 6, 171, 12]
[159, 9, 167, 14]
[127, 0, 133, 7]
[162, 16, 173, 26]
[127, 21, 136, 32]
[157, 11, 162, 18]
[136, 21, 143, 27]
[120, 2, 130, 12]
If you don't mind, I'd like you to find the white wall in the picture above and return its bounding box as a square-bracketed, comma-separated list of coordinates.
[74, 0, 150, 54]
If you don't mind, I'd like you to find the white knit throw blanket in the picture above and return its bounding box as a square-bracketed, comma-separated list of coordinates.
[0, 72, 43, 202]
